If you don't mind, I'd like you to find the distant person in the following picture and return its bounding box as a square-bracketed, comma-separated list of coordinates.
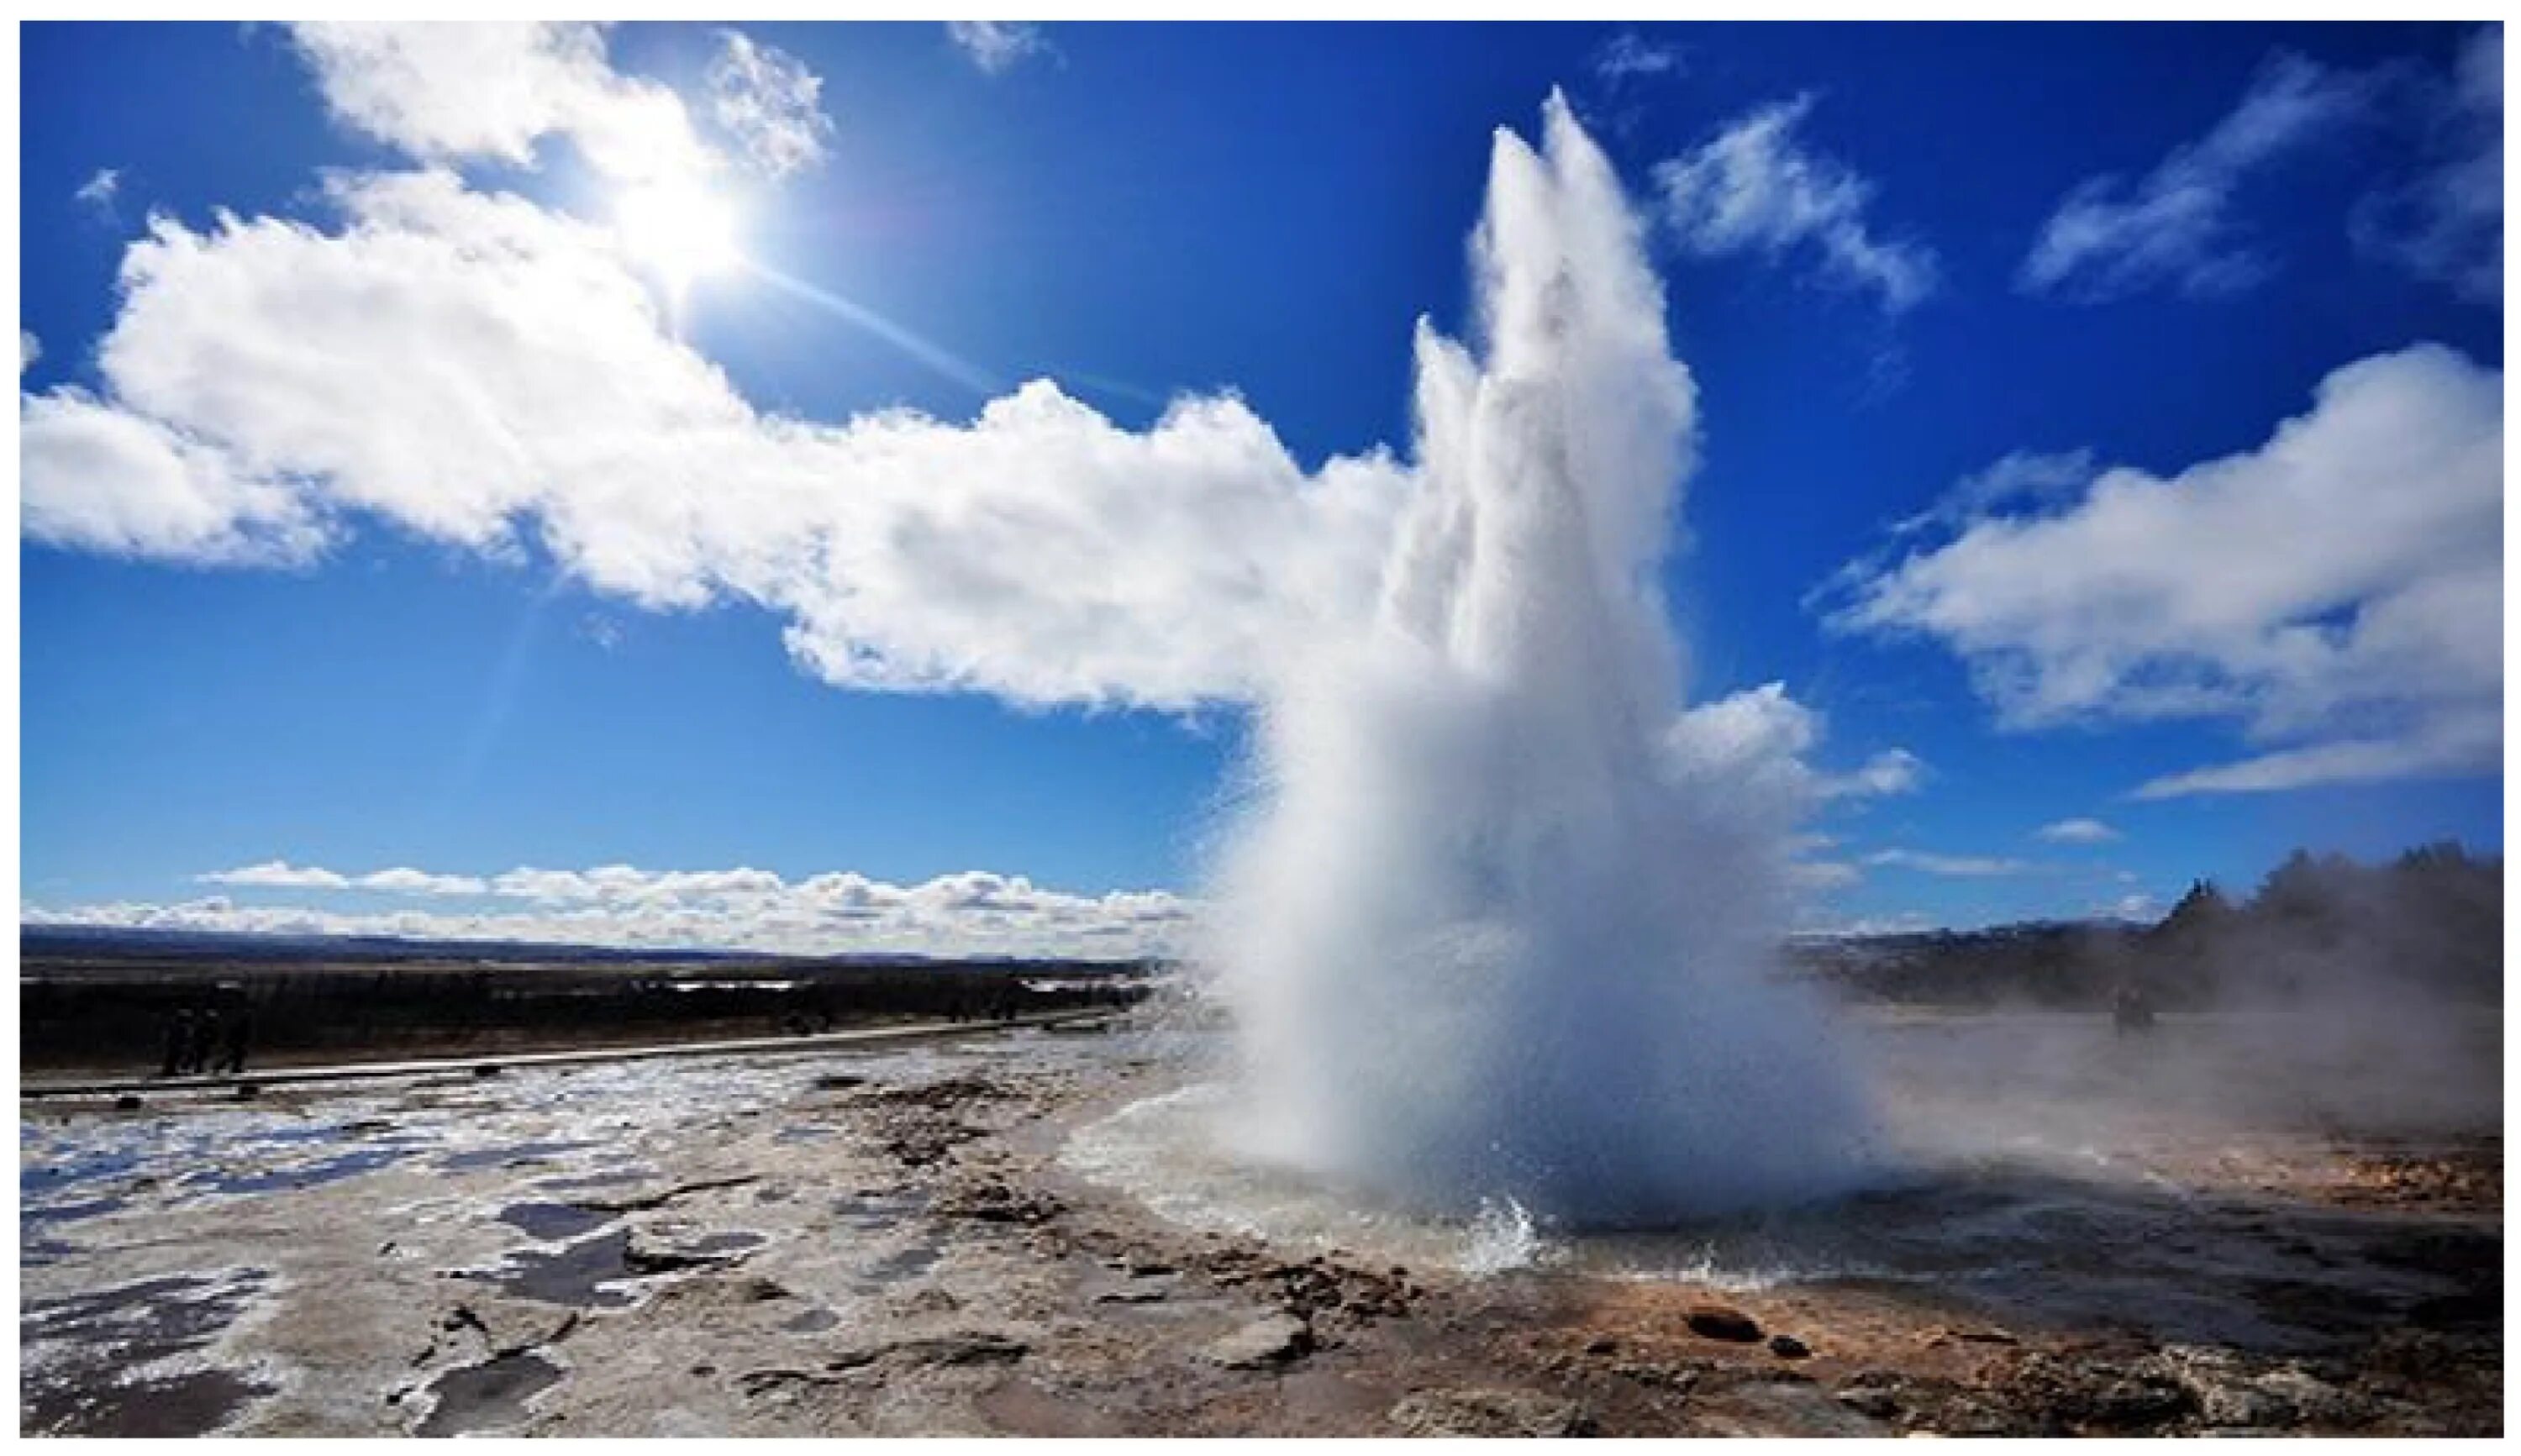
[161, 1010, 192, 1078]
[2112, 982, 2155, 1036]
[184, 1009, 218, 1074]
[219, 1008, 253, 1075]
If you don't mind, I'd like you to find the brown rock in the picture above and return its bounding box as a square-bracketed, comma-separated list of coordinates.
[1686, 1304, 1762, 1343]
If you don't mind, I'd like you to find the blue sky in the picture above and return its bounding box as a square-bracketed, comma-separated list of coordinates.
[18, 21, 2503, 952]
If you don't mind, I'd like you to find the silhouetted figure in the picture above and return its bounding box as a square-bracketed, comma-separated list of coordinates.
[219, 1009, 252, 1075]
[2112, 981, 2156, 1036]
[184, 1010, 218, 1074]
[161, 1011, 192, 1078]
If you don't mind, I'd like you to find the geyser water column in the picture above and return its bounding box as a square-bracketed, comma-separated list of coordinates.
[1208, 95, 1876, 1227]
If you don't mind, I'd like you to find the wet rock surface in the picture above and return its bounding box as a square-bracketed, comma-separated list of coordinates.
[16, 1015, 2504, 1437]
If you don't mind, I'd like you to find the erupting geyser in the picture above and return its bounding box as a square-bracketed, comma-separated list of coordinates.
[1207, 95, 1878, 1226]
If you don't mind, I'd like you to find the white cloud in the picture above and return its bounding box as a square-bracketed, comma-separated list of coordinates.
[355, 867, 490, 896]
[1891, 449, 2097, 539]
[946, 22, 1050, 76]
[2020, 51, 2367, 300]
[20, 166, 1417, 710]
[1829, 343, 2502, 797]
[1593, 31, 1683, 87]
[1820, 748, 1924, 801]
[1664, 681, 1924, 810]
[2035, 817, 2122, 844]
[2131, 709, 2500, 799]
[1863, 849, 2034, 877]
[21, 387, 329, 565]
[200, 860, 351, 890]
[1660, 682, 1920, 900]
[19, 330, 38, 374]
[2353, 24, 2503, 304]
[1651, 96, 1937, 314]
[706, 31, 834, 179]
[1788, 859, 1861, 891]
[76, 862, 1195, 958]
[75, 167, 121, 215]
[285, 22, 712, 184]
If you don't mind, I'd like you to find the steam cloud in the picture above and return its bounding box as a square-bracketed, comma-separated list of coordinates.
[1208, 96, 1877, 1226]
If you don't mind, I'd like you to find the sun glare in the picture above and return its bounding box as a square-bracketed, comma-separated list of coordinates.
[613, 180, 741, 294]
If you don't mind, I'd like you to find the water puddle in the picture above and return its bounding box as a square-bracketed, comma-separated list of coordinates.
[183, 1145, 418, 1196]
[857, 1242, 944, 1288]
[439, 1139, 603, 1173]
[465, 1227, 766, 1306]
[20, 1269, 272, 1436]
[414, 1351, 565, 1436]
[467, 1230, 643, 1309]
[498, 1201, 615, 1243]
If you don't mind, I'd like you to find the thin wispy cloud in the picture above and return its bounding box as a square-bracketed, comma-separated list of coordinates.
[1651, 95, 1938, 314]
[1827, 344, 2503, 798]
[2018, 51, 2369, 301]
[2035, 817, 2122, 845]
[706, 31, 834, 179]
[1592, 31, 1684, 87]
[947, 22, 1051, 76]
[2352, 24, 2503, 304]
[1864, 849, 2035, 877]
[74, 166, 121, 216]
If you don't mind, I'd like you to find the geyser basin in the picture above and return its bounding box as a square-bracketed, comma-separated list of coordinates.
[1206, 95, 1878, 1227]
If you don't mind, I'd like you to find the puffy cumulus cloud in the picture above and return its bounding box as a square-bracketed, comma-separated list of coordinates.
[2354, 24, 2503, 304]
[2035, 817, 2122, 844]
[1651, 96, 1937, 314]
[83, 863, 1196, 958]
[2020, 51, 2368, 301]
[21, 388, 329, 564]
[706, 31, 834, 179]
[1663, 682, 1924, 808]
[1829, 344, 2502, 797]
[1660, 681, 1922, 897]
[1864, 849, 2035, 877]
[286, 23, 712, 185]
[946, 22, 1051, 76]
[20, 166, 1413, 710]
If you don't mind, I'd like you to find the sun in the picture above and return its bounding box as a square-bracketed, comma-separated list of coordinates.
[613, 179, 741, 295]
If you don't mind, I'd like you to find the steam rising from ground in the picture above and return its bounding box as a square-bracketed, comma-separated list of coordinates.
[1207, 97, 1876, 1226]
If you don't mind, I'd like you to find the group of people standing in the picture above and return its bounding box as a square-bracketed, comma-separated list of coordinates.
[160, 1006, 252, 1077]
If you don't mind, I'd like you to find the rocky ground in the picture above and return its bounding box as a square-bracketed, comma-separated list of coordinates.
[17, 1017, 2503, 1437]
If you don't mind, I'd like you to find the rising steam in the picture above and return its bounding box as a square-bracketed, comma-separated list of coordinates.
[1206, 95, 1878, 1226]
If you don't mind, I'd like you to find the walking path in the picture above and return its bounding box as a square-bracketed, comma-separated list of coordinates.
[18, 1010, 1113, 1100]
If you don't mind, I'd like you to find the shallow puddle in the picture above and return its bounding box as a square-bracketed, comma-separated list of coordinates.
[439, 1139, 603, 1172]
[20, 1269, 272, 1436]
[498, 1201, 615, 1243]
[414, 1351, 565, 1436]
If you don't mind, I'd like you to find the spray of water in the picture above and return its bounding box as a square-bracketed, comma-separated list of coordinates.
[1206, 94, 1878, 1227]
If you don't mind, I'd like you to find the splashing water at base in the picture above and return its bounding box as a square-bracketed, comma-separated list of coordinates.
[1200, 95, 1879, 1227]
